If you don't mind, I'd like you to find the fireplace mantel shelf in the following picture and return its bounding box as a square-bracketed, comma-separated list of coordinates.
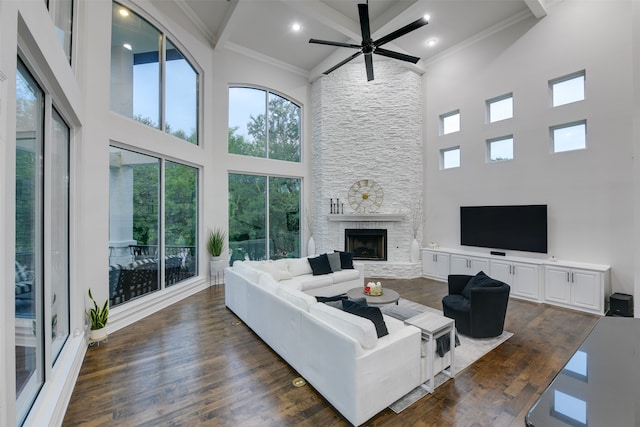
[326, 213, 406, 222]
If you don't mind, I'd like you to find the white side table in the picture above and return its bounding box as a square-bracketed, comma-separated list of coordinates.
[404, 311, 456, 393]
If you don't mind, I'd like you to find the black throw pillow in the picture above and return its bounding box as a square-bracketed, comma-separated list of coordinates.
[316, 295, 347, 303]
[308, 253, 333, 276]
[335, 251, 354, 269]
[342, 299, 389, 338]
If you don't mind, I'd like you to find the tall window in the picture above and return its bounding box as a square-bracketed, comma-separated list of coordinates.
[109, 147, 198, 306]
[228, 87, 301, 162]
[110, 2, 199, 144]
[228, 174, 300, 263]
[51, 0, 73, 63]
[15, 59, 70, 426]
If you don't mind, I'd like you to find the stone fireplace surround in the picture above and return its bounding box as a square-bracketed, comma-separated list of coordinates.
[310, 61, 424, 278]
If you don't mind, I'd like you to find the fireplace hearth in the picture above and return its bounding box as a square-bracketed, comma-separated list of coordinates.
[345, 229, 387, 261]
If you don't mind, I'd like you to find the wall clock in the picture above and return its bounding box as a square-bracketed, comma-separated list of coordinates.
[348, 179, 384, 213]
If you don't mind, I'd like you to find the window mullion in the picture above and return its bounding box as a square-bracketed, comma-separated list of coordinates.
[265, 176, 270, 260]
[159, 34, 166, 132]
[159, 159, 166, 288]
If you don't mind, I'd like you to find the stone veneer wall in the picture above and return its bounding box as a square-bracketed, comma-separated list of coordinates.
[311, 60, 424, 278]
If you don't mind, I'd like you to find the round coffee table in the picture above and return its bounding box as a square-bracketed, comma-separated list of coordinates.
[346, 287, 400, 306]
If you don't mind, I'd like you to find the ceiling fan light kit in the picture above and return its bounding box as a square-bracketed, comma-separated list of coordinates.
[309, 3, 428, 81]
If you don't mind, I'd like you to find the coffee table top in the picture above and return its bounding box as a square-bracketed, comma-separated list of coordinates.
[346, 287, 400, 305]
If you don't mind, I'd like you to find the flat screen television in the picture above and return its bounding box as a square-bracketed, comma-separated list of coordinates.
[460, 205, 548, 254]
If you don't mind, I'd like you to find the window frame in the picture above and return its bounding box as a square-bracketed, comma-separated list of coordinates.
[110, 1, 202, 145]
[550, 70, 585, 107]
[440, 146, 461, 170]
[439, 109, 460, 135]
[486, 93, 513, 123]
[486, 135, 514, 162]
[228, 85, 302, 162]
[550, 120, 587, 153]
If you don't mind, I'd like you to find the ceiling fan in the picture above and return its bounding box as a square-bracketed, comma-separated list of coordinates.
[309, 2, 428, 81]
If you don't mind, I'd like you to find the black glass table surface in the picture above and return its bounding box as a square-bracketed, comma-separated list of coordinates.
[526, 317, 639, 427]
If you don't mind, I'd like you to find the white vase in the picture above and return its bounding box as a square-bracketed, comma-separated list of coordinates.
[410, 238, 420, 263]
[307, 236, 316, 256]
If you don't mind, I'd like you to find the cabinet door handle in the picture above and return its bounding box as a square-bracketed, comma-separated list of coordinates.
[433, 254, 436, 262]
[567, 272, 570, 282]
[571, 272, 574, 283]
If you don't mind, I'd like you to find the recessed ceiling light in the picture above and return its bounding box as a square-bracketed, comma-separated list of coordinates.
[423, 14, 431, 22]
[427, 38, 437, 47]
[119, 8, 130, 17]
[292, 23, 301, 32]
[123, 43, 132, 50]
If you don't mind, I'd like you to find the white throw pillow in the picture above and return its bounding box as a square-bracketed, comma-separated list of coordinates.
[287, 257, 313, 276]
[275, 285, 316, 311]
[255, 262, 293, 282]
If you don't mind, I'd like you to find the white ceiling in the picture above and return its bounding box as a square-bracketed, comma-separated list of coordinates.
[166, 0, 548, 80]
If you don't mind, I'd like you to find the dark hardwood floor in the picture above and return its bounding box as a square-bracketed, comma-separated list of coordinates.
[63, 277, 599, 426]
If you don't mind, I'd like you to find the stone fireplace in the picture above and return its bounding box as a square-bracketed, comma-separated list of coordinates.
[310, 61, 424, 278]
[345, 229, 387, 261]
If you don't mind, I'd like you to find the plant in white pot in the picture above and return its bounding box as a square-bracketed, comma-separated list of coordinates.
[86, 289, 109, 342]
[207, 227, 227, 277]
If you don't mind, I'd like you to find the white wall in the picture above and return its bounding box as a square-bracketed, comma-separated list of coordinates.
[423, 1, 634, 295]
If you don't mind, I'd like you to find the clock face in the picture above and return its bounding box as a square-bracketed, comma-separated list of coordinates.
[348, 179, 384, 213]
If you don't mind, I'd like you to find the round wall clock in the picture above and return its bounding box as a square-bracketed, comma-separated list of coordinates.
[348, 179, 384, 213]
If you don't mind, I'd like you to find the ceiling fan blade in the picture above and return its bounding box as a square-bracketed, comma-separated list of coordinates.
[365, 54, 374, 81]
[374, 47, 421, 64]
[323, 51, 363, 75]
[309, 39, 362, 49]
[358, 3, 372, 43]
[374, 17, 428, 48]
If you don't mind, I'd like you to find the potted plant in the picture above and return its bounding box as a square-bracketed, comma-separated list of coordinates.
[86, 289, 109, 341]
[207, 227, 227, 277]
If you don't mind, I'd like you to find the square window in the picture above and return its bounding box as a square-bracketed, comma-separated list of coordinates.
[487, 94, 513, 123]
[551, 71, 585, 107]
[440, 110, 460, 135]
[551, 121, 586, 153]
[441, 146, 460, 169]
[487, 136, 514, 162]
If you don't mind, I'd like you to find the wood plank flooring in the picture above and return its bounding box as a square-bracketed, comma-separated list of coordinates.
[63, 277, 599, 426]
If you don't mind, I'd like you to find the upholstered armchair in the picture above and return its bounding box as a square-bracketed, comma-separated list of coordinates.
[442, 272, 510, 338]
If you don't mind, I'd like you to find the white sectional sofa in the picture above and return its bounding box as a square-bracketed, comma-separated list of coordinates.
[224, 255, 424, 426]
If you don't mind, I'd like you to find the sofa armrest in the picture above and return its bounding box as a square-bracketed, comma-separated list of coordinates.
[447, 274, 472, 295]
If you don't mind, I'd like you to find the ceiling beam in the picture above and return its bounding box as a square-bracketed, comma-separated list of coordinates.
[213, 0, 241, 51]
[524, 0, 548, 18]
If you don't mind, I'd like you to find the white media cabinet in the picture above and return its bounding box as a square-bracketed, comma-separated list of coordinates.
[421, 248, 611, 315]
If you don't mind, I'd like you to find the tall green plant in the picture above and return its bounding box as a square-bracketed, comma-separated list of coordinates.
[207, 228, 227, 257]
[86, 289, 109, 330]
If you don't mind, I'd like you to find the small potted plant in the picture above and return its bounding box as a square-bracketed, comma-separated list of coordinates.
[207, 227, 227, 277]
[86, 289, 109, 341]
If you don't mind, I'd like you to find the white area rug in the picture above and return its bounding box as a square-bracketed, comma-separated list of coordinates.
[382, 298, 513, 413]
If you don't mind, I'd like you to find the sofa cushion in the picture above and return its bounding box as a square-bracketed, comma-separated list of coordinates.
[275, 285, 317, 311]
[256, 262, 293, 282]
[327, 252, 342, 272]
[329, 269, 360, 283]
[257, 272, 280, 293]
[288, 258, 313, 276]
[336, 251, 354, 269]
[296, 275, 334, 291]
[232, 262, 262, 283]
[461, 271, 496, 299]
[308, 254, 332, 276]
[342, 300, 389, 338]
[309, 303, 378, 349]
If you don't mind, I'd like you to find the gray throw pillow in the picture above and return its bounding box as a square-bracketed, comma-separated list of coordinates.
[327, 252, 342, 272]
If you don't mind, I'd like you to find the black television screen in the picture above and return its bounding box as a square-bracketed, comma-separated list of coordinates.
[460, 205, 548, 254]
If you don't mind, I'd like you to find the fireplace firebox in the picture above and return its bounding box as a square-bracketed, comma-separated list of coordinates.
[345, 229, 387, 261]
